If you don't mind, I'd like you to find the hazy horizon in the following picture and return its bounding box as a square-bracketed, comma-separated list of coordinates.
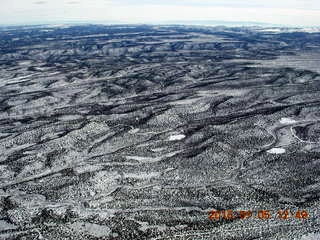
[1, 0, 320, 27]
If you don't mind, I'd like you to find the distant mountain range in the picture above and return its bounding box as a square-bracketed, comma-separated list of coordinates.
[0, 19, 317, 28]
[160, 20, 285, 27]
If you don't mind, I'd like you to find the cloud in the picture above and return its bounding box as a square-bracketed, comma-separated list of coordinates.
[67, 1, 79, 4]
[1, 0, 320, 26]
[33, 1, 47, 4]
[114, 0, 320, 10]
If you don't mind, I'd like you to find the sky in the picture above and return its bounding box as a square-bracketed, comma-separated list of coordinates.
[1, 0, 320, 27]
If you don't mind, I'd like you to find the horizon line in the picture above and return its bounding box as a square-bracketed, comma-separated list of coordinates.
[0, 20, 319, 29]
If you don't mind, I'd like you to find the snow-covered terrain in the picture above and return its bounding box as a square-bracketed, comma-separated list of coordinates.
[0, 25, 319, 240]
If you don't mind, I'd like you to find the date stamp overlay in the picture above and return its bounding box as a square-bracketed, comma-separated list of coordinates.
[208, 209, 310, 221]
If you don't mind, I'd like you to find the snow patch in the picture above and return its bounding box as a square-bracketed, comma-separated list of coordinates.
[168, 134, 185, 141]
[267, 148, 286, 154]
[128, 128, 140, 134]
[280, 117, 297, 125]
[151, 147, 165, 153]
[125, 151, 181, 164]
